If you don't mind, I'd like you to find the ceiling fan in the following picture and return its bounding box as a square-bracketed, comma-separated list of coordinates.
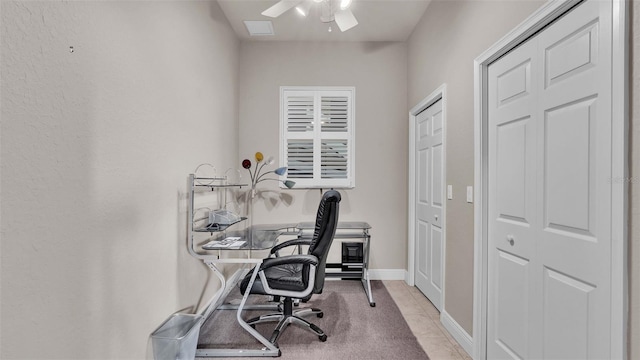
[262, 0, 358, 32]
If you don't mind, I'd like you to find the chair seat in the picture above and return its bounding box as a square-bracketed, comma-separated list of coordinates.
[241, 263, 307, 295]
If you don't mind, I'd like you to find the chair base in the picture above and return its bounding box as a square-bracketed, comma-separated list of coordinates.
[246, 298, 326, 346]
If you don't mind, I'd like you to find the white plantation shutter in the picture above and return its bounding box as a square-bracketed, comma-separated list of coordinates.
[287, 139, 314, 178]
[321, 140, 348, 179]
[281, 87, 355, 188]
[321, 96, 348, 132]
[286, 95, 314, 132]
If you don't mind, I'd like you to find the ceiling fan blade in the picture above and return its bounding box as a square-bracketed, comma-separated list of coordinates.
[334, 8, 358, 32]
[261, 0, 304, 18]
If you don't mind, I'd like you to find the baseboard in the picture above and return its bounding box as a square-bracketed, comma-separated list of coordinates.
[404, 270, 412, 285]
[368, 269, 406, 280]
[441, 310, 473, 357]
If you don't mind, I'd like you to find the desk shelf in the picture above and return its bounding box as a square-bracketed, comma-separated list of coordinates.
[194, 183, 248, 189]
[188, 174, 249, 252]
[193, 217, 247, 233]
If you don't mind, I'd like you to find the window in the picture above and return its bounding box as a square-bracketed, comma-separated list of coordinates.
[280, 86, 355, 189]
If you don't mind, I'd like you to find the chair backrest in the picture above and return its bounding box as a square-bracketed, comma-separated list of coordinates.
[307, 190, 341, 293]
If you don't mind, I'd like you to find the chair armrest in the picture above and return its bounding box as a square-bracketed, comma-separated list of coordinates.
[260, 254, 318, 270]
[270, 239, 313, 255]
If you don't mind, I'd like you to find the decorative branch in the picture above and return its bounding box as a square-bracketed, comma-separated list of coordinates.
[241, 152, 295, 190]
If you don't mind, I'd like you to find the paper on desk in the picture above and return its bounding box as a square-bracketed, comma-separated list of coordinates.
[203, 237, 246, 249]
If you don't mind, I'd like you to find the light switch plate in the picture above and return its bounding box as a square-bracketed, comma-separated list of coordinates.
[447, 185, 453, 200]
[466, 186, 473, 203]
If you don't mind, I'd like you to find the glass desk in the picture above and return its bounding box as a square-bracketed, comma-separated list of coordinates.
[296, 221, 375, 307]
[187, 222, 373, 357]
[188, 224, 294, 358]
[201, 224, 288, 251]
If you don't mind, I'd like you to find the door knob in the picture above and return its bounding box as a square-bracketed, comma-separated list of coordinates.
[506, 235, 515, 246]
[434, 215, 438, 221]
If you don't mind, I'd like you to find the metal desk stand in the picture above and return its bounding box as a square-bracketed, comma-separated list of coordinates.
[187, 174, 283, 357]
[296, 221, 375, 307]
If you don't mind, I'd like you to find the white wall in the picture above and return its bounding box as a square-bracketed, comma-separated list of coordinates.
[407, 0, 546, 336]
[0, 1, 239, 358]
[238, 41, 408, 272]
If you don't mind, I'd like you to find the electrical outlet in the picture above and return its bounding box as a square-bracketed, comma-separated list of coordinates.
[466, 186, 473, 203]
[447, 185, 453, 200]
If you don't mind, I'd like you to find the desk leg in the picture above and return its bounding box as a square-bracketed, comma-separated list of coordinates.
[361, 231, 376, 307]
[196, 264, 281, 358]
[200, 261, 227, 321]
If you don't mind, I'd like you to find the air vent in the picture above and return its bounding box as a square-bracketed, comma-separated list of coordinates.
[244, 21, 275, 36]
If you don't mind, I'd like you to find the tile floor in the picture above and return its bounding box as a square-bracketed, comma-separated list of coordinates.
[383, 280, 472, 360]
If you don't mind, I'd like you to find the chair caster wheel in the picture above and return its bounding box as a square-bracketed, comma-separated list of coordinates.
[250, 324, 256, 329]
[319, 334, 327, 342]
[317, 312, 324, 318]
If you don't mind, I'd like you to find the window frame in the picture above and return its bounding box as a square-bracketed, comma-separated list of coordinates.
[279, 86, 355, 189]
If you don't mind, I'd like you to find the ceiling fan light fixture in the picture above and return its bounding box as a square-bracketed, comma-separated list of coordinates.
[334, 8, 358, 31]
[261, 0, 359, 32]
[295, 2, 311, 16]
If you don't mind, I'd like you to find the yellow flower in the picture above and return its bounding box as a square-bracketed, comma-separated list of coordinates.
[255, 152, 264, 162]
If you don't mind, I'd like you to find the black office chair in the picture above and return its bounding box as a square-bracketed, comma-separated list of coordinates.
[239, 190, 341, 346]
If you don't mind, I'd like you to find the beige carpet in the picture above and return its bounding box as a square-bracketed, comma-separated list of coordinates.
[197, 280, 429, 359]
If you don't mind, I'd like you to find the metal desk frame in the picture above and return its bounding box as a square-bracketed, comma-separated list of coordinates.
[187, 174, 287, 357]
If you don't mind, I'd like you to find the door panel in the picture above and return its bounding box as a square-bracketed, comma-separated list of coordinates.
[417, 220, 429, 278]
[543, 267, 595, 360]
[544, 18, 599, 88]
[419, 148, 430, 204]
[433, 110, 443, 134]
[414, 98, 444, 310]
[432, 144, 443, 207]
[496, 117, 530, 224]
[495, 250, 529, 360]
[487, 1, 613, 359]
[497, 60, 531, 107]
[544, 97, 597, 236]
[430, 225, 443, 291]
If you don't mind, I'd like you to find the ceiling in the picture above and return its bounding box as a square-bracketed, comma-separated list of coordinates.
[217, 0, 432, 42]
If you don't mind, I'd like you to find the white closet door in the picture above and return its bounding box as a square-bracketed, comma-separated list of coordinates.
[534, 1, 612, 358]
[414, 99, 444, 310]
[487, 38, 539, 360]
[487, 0, 613, 358]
